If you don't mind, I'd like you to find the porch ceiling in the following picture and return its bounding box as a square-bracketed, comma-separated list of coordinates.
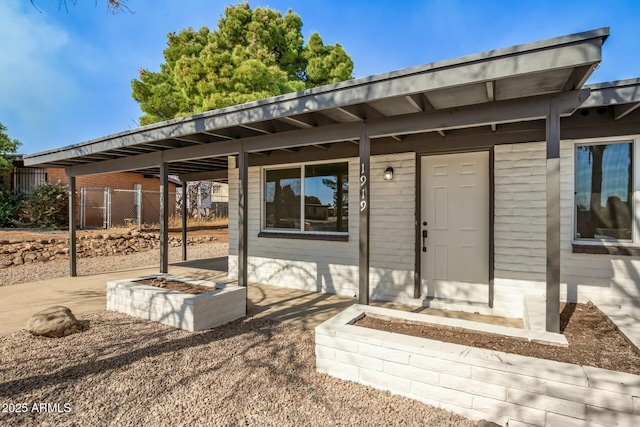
[24, 28, 610, 179]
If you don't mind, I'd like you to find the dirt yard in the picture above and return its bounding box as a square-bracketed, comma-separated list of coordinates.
[356, 302, 640, 375]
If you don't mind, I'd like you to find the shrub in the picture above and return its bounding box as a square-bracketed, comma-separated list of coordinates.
[27, 181, 68, 228]
[0, 189, 22, 227]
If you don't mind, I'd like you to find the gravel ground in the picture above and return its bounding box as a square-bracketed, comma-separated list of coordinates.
[0, 243, 228, 286]
[0, 312, 476, 427]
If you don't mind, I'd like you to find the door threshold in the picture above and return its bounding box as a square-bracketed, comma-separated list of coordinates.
[420, 296, 494, 316]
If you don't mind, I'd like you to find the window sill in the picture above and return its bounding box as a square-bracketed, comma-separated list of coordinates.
[571, 242, 640, 256]
[258, 232, 348, 242]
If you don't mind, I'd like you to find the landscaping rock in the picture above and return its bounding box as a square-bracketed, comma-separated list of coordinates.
[26, 306, 85, 338]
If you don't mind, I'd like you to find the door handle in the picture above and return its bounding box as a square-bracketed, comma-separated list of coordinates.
[422, 229, 428, 252]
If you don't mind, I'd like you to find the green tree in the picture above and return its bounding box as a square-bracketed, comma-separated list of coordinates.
[0, 122, 21, 227]
[0, 122, 20, 188]
[132, 3, 354, 125]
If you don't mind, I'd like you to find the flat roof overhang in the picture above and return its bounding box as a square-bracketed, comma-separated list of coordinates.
[24, 28, 611, 179]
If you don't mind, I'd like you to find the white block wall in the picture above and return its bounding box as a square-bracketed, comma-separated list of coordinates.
[316, 306, 640, 427]
[494, 140, 640, 314]
[228, 153, 416, 302]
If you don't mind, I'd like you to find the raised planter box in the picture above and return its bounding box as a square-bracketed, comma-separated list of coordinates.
[107, 274, 246, 331]
[316, 304, 640, 427]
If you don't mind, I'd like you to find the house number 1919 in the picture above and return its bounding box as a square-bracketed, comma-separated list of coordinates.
[360, 162, 367, 212]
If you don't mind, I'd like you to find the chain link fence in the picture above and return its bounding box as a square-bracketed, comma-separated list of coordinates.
[79, 186, 228, 229]
[80, 187, 177, 229]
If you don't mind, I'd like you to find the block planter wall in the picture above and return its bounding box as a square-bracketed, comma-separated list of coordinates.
[316, 305, 640, 427]
[107, 274, 246, 331]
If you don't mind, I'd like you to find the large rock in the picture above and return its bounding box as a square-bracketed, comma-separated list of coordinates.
[26, 306, 85, 338]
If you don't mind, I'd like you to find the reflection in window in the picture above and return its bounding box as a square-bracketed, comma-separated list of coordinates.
[575, 142, 632, 240]
[265, 168, 301, 230]
[304, 163, 349, 232]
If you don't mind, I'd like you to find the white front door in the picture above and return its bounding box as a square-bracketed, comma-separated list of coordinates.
[421, 152, 489, 302]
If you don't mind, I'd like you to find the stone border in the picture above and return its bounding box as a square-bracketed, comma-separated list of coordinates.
[107, 274, 245, 331]
[315, 305, 640, 427]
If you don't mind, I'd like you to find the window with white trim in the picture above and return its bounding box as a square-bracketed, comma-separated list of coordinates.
[263, 162, 349, 234]
[575, 140, 633, 241]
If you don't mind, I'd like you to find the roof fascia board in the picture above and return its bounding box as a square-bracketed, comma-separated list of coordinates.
[24, 30, 607, 167]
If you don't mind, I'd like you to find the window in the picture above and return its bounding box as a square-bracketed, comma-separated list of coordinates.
[575, 141, 633, 241]
[264, 162, 349, 233]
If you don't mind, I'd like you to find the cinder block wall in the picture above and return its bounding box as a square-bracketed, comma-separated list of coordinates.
[229, 153, 416, 301]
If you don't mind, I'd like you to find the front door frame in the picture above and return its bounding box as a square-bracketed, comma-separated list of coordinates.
[414, 147, 494, 307]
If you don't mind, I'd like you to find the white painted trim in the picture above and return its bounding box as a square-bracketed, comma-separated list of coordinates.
[261, 158, 351, 236]
[571, 135, 640, 244]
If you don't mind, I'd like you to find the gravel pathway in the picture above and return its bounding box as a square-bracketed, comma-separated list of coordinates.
[0, 312, 476, 426]
[0, 243, 228, 286]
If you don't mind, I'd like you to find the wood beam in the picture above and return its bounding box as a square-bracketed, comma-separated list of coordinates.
[486, 81, 495, 101]
[241, 123, 272, 134]
[404, 94, 424, 112]
[335, 107, 363, 121]
[279, 116, 314, 128]
[437, 130, 446, 137]
[614, 103, 640, 120]
[491, 123, 497, 132]
[178, 170, 229, 182]
[366, 90, 589, 138]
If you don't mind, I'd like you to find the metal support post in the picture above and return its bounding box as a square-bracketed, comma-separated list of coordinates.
[359, 124, 370, 305]
[546, 97, 561, 333]
[160, 161, 169, 273]
[68, 175, 77, 277]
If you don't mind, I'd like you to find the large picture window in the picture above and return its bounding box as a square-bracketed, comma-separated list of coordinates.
[575, 141, 633, 240]
[264, 162, 349, 233]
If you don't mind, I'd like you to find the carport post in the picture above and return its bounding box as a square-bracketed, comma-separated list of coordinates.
[181, 180, 187, 261]
[546, 97, 561, 333]
[160, 160, 169, 273]
[238, 147, 249, 289]
[68, 174, 77, 277]
[359, 124, 370, 305]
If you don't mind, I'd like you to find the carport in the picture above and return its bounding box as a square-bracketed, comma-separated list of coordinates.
[24, 28, 614, 332]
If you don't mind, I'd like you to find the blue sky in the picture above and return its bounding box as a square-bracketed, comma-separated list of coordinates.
[1, 0, 639, 155]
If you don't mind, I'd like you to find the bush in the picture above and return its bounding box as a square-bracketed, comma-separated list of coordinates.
[0, 189, 22, 227]
[27, 181, 69, 228]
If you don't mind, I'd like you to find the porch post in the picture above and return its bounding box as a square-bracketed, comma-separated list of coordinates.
[546, 97, 561, 333]
[359, 124, 370, 305]
[181, 180, 187, 261]
[68, 174, 77, 277]
[160, 160, 169, 273]
[238, 147, 248, 288]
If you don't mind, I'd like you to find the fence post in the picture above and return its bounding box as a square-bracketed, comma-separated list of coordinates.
[137, 186, 142, 230]
[80, 187, 85, 229]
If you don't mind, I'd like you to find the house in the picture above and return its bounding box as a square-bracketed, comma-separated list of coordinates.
[9, 156, 179, 227]
[23, 28, 640, 332]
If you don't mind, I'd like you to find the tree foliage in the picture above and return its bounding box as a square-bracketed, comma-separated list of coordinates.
[24, 182, 69, 228]
[0, 122, 21, 189]
[131, 3, 354, 125]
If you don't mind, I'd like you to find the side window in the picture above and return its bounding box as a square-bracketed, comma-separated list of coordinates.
[575, 142, 633, 241]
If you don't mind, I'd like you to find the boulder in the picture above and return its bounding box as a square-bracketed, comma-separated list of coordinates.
[26, 306, 85, 338]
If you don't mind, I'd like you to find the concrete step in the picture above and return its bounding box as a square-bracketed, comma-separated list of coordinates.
[420, 296, 494, 316]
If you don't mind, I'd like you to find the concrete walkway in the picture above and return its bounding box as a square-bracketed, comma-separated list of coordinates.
[0, 256, 521, 336]
[0, 257, 357, 336]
